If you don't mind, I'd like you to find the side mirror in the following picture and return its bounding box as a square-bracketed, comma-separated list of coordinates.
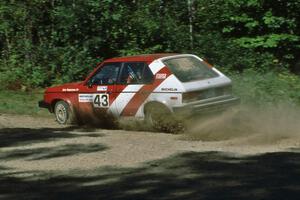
[87, 79, 94, 88]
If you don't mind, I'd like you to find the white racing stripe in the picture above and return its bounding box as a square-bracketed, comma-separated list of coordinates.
[148, 60, 165, 74]
[108, 84, 144, 117]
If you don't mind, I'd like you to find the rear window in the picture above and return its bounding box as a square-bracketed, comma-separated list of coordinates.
[163, 56, 219, 82]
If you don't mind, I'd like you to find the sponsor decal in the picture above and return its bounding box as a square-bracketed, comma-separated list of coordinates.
[161, 88, 178, 91]
[97, 86, 108, 91]
[93, 94, 109, 108]
[155, 73, 167, 79]
[62, 88, 79, 92]
[78, 94, 93, 102]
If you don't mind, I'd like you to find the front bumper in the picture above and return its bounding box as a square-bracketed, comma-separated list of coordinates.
[173, 95, 240, 116]
[38, 100, 50, 110]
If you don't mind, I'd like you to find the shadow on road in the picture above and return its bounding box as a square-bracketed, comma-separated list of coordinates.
[0, 151, 299, 200]
[0, 143, 108, 161]
[0, 127, 104, 148]
[0, 127, 108, 161]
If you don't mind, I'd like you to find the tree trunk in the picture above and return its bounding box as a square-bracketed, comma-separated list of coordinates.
[187, 0, 194, 50]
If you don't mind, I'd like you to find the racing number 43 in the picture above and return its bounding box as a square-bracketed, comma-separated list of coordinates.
[93, 94, 109, 108]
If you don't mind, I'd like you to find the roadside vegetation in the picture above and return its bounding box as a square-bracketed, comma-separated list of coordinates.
[0, 0, 299, 113]
[0, 90, 50, 116]
[230, 70, 300, 106]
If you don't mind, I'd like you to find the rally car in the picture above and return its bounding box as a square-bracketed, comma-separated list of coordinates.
[39, 53, 239, 130]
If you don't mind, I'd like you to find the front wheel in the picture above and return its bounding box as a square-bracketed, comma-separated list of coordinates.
[54, 101, 76, 125]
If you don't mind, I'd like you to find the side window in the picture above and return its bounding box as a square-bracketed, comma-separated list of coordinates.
[119, 62, 153, 84]
[89, 63, 121, 85]
[142, 65, 154, 84]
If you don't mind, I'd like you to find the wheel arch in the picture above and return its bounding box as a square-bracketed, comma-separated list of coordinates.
[143, 101, 172, 116]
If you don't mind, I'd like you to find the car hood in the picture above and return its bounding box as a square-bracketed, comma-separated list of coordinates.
[45, 82, 83, 93]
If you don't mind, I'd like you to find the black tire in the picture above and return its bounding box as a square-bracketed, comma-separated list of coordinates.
[145, 104, 184, 133]
[54, 101, 76, 125]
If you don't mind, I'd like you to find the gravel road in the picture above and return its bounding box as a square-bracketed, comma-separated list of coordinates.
[0, 113, 300, 199]
[0, 113, 299, 172]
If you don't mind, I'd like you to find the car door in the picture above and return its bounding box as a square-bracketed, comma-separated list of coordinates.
[112, 62, 154, 118]
[78, 62, 121, 122]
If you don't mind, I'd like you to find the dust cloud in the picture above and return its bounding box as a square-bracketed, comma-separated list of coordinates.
[184, 104, 300, 145]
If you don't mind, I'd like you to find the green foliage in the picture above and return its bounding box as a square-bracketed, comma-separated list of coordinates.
[193, 0, 299, 71]
[235, 34, 299, 49]
[0, 0, 299, 93]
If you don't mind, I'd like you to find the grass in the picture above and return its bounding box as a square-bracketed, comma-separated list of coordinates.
[229, 69, 300, 106]
[0, 90, 51, 117]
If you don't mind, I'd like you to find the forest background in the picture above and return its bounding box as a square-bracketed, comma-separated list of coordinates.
[0, 0, 299, 107]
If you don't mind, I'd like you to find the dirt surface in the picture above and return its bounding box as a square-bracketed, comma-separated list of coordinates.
[1, 113, 300, 172]
[0, 113, 300, 199]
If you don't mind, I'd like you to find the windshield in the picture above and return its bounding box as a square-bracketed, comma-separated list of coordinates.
[163, 56, 219, 82]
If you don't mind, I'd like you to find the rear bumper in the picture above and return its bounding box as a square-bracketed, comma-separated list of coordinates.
[38, 100, 50, 110]
[173, 95, 240, 116]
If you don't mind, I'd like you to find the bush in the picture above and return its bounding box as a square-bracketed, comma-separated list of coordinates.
[230, 69, 300, 106]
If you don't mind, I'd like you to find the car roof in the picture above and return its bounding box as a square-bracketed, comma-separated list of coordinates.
[104, 53, 180, 63]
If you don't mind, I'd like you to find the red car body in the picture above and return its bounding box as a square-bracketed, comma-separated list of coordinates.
[39, 53, 239, 126]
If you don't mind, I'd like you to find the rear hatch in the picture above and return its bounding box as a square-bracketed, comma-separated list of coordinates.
[162, 55, 233, 103]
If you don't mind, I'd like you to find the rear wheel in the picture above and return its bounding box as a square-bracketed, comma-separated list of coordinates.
[54, 101, 76, 125]
[145, 104, 184, 133]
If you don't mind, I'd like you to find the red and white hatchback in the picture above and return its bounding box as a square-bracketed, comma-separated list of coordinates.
[39, 54, 239, 129]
